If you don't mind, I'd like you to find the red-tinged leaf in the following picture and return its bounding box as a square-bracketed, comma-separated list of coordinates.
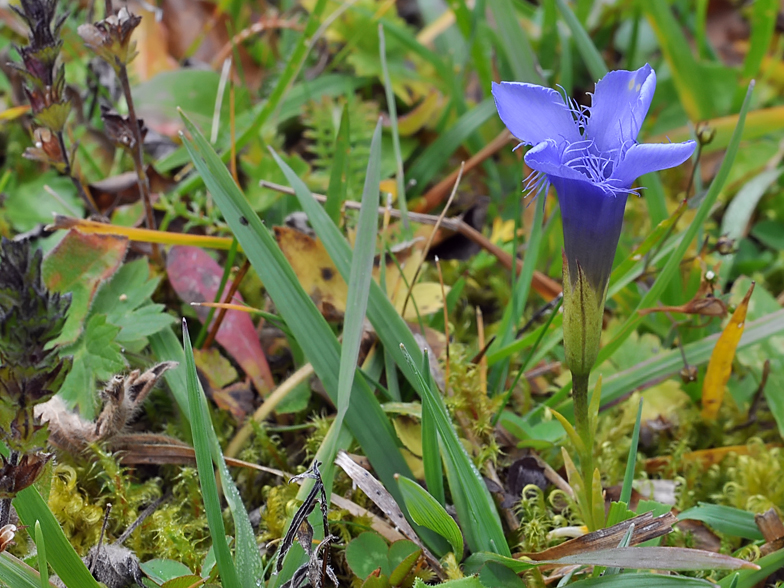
[167, 246, 274, 394]
[43, 229, 129, 345]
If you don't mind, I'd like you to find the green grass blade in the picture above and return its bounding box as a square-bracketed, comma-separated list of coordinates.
[554, 0, 608, 80]
[182, 319, 240, 588]
[34, 521, 48, 588]
[619, 398, 643, 505]
[487, 0, 543, 83]
[173, 0, 329, 197]
[149, 328, 262, 585]
[397, 476, 463, 556]
[325, 104, 350, 224]
[378, 25, 408, 226]
[421, 371, 445, 506]
[678, 504, 764, 541]
[570, 574, 714, 587]
[178, 112, 422, 546]
[718, 548, 784, 588]
[644, 0, 714, 120]
[0, 553, 46, 588]
[400, 345, 509, 555]
[326, 120, 383, 481]
[734, 0, 777, 108]
[14, 487, 101, 588]
[269, 150, 431, 416]
[489, 193, 545, 394]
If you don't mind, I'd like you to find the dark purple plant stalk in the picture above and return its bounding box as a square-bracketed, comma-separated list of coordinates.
[79, 7, 160, 260]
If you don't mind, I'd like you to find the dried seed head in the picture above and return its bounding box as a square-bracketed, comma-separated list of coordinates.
[78, 7, 142, 73]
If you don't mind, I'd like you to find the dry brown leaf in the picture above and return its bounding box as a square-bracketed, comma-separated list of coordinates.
[518, 511, 677, 561]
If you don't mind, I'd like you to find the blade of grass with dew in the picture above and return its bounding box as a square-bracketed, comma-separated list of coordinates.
[324, 120, 382, 485]
[554, 0, 607, 80]
[0, 554, 45, 588]
[149, 327, 261, 583]
[487, 0, 543, 84]
[379, 25, 408, 226]
[400, 344, 509, 555]
[182, 319, 240, 588]
[178, 112, 427, 546]
[325, 104, 350, 225]
[13, 487, 101, 588]
[549, 82, 756, 421]
[34, 521, 48, 588]
[397, 476, 463, 555]
[173, 0, 329, 197]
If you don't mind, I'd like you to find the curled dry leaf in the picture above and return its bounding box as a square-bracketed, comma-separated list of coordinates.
[518, 511, 677, 561]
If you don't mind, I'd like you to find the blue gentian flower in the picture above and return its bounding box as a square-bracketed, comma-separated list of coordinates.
[493, 65, 695, 378]
[492, 64, 696, 295]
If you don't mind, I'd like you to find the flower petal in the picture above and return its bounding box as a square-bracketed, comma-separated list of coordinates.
[611, 141, 697, 187]
[492, 82, 582, 146]
[551, 174, 628, 293]
[524, 140, 589, 183]
[585, 64, 656, 153]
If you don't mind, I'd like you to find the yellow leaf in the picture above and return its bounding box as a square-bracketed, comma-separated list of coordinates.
[701, 282, 755, 420]
[396, 91, 443, 136]
[379, 178, 397, 201]
[274, 226, 348, 317]
[0, 105, 30, 122]
[395, 282, 450, 320]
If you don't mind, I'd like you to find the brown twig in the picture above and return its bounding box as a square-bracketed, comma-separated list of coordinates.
[414, 130, 513, 213]
[201, 259, 251, 350]
[400, 162, 464, 317]
[116, 61, 159, 262]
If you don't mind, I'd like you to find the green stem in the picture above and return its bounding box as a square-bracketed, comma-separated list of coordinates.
[572, 371, 595, 528]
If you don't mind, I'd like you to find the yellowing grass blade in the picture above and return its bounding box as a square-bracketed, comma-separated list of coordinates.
[701, 283, 755, 420]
